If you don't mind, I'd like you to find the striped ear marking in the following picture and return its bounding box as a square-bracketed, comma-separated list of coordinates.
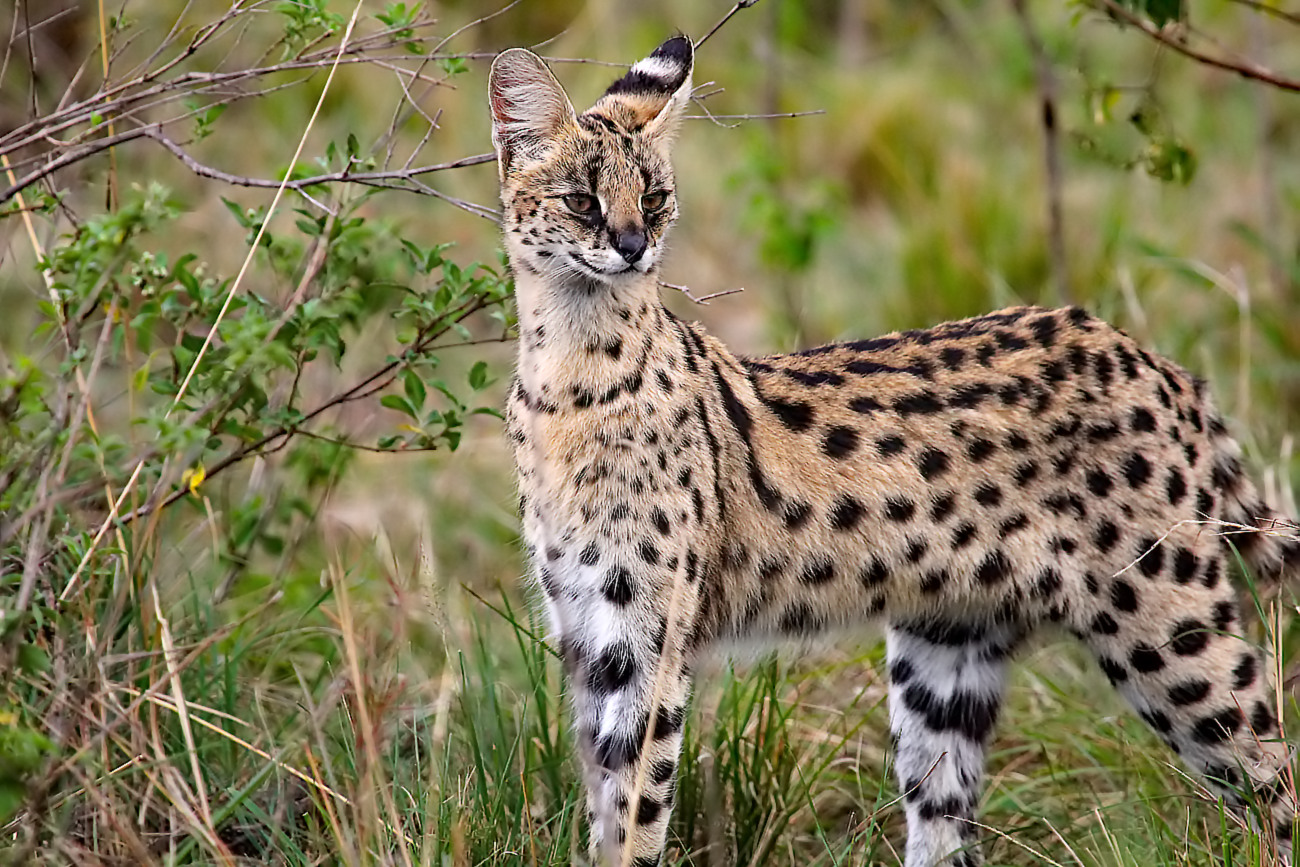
[602, 35, 694, 99]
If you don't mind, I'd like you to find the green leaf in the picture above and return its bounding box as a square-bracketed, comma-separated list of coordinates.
[468, 361, 489, 391]
[403, 369, 427, 409]
[1142, 0, 1184, 26]
[380, 393, 417, 420]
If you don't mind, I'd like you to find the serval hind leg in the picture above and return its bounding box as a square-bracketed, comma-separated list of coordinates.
[887, 618, 1024, 867]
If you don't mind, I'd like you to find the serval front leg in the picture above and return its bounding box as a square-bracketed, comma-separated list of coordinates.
[563, 560, 697, 867]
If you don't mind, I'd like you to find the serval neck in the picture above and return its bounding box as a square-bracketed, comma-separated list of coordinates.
[513, 266, 666, 398]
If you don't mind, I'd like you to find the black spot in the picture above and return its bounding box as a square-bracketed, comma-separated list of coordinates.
[1170, 547, 1198, 583]
[1135, 536, 1164, 578]
[1098, 656, 1128, 684]
[877, 434, 907, 457]
[949, 382, 994, 408]
[901, 683, 999, 741]
[940, 346, 967, 369]
[1013, 461, 1040, 487]
[1140, 709, 1172, 734]
[1029, 314, 1058, 348]
[650, 758, 676, 785]
[762, 394, 815, 432]
[1034, 567, 1062, 597]
[1093, 351, 1115, 387]
[1201, 558, 1222, 589]
[758, 557, 787, 581]
[800, 556, 836, 586]
[951, 522, 978, 548]
[652, 507, 671, 535]
[1091, 612, 1119, 635]
[1130, 406, 1157, 432]
[1050, 536, 1078, 554]
[859, 557, 890, 588]
[656, 369, 673, 392]
[595, 726, 643, 772]
[589, 641, 637, 694]
[1007, 432, 1032, 451]
[973, 483, 1003, 508]
[1250, 700, 1277, 735]
[898, 617, 979, 646]
[1168, 679, 1212, 706]
[890, 657, 915, 684]
[1165, 469, 1187, 505]
[1086, 421, 1121, 442]
[1170, 619, 1209, 656]
[684, 550, 700, 583]
[782, 500, 812, 530]
[975, 550, 1012, 585]
[1129, 644, 1165, 673]
[1123, 453, 1152, 489]
[636, 796, 663, 826]
[830, 495, 866, 530]
[580, 543, 600, 566]
[1086, 469, 1113, 497]
[885, 497, 916, 522]
[1191, 707, 1243, 745]
[930, 492, 956, 522]
[652, 705, 686, 739]
[1232, 654, 1257, 691]
[967, 438, 997, 463]
[692, 487, 705, 523]
[638, 540, 660, 565]
[784, 367, 844, 387]
[905, 538, 929, 562]
[823, 426, 860, 458]
[779, 604, 822, 633]
[921, 569, 948, 593]
[849, 395, 884, 414]
[894, 391, 944, 415]
[1094, 520, 1120, 552]
[917, 447, 951, 480]
[610, 502, 632, 521]
[1110, 580, 1139, 613]
[601, 566, 636, 606]
[1212, 600, 1236, 633]
[999, 514, 1030, 537]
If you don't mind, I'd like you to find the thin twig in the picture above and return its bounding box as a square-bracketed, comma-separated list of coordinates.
[1010, 0, 1070, 305]
[658, 280, 745, 305]
[1090, 0, 1300, 93]
[696, 0, 763, 49]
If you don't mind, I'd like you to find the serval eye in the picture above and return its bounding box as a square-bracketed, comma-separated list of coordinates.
[641, 191, 668, 213]
[563, 194, 598, 215]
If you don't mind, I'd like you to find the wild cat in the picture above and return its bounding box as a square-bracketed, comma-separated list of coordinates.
[487, 34, 1298, 867]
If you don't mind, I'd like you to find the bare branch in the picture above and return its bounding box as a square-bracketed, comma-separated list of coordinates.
[1089, 0, 1300, 93]
[659, 280, 745, 305]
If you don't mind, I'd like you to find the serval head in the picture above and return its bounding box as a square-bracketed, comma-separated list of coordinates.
[488, 36, 694, 290]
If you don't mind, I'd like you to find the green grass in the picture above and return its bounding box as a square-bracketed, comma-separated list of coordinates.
[2, 0, 1298, 864]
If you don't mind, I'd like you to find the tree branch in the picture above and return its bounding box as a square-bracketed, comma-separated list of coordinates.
[1090, 0, 1300, 93]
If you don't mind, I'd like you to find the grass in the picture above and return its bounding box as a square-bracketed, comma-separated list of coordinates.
[2, 0, 1298, 864]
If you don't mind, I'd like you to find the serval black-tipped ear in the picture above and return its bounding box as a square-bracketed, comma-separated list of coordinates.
[591, 35, 694, 141]
[488, 48, 577, 180]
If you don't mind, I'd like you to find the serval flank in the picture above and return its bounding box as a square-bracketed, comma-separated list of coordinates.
[488, 35, 1299, 867]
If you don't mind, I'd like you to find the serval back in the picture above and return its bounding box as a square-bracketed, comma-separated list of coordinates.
[488, 35, 1299, 867]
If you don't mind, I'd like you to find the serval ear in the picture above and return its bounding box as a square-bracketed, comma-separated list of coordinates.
[593, 35, 694, 144]
[488, 48, 577, 180]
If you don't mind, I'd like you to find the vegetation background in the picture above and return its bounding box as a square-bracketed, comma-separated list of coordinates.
[1, 0, 1298, 864]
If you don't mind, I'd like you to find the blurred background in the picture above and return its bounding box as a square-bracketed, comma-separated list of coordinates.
[2, 1, 1298, 864]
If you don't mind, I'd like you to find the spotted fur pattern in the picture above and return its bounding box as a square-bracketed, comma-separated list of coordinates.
[488, 36, 1299, 867]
